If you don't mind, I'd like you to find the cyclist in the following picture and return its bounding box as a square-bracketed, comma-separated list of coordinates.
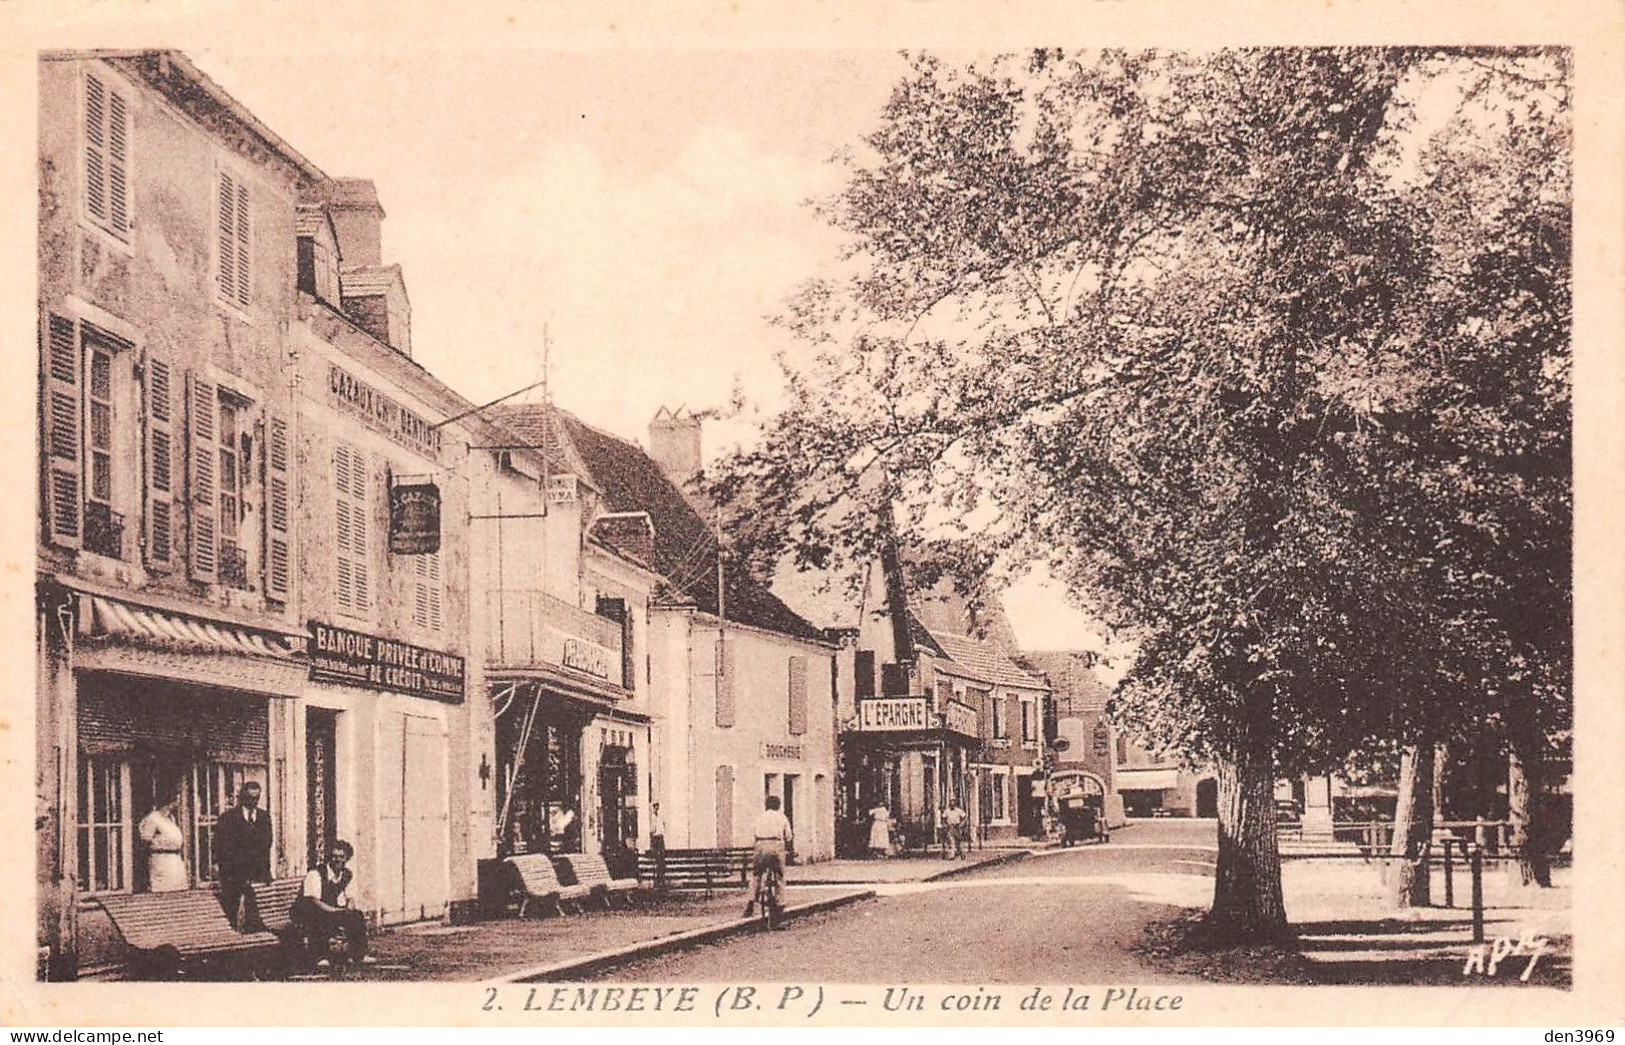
[745, 795, 793, 920]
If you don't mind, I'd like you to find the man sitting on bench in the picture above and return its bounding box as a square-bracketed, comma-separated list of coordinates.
[292, 840, 377, 968]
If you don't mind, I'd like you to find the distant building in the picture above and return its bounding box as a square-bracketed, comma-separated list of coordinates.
[549, 406, 839, 862]
[1016, 651, 1124, 828]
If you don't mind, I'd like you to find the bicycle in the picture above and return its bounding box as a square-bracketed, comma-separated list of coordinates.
[750, 858, 785, 930]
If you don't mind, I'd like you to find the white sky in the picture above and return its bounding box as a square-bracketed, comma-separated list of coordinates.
[197, 47, 1105, 651]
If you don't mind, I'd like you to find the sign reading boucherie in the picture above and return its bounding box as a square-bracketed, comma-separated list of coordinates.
[309, 621, 465, 702]
[858, 697, 929, 731]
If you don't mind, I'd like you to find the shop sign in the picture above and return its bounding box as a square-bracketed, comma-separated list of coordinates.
[559, 634, 614, 679]
[1093, 722, 1111, 756]
[327, 364, 443, 458]
[858, 697, 929, 732]
[762, 742, 804, 761]
[389, 478, 442, 555]
[308, 620, 465, 702]
[942, 699, 979, 739]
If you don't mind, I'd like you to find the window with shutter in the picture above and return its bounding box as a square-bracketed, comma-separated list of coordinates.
[788, 656, 808, 736]
[83, 71, 132, 240]
[412, 550, 443, 631]
[334, 443, 370, 616]
[263, 414, 290, 601]
[185, 371, 219, 582]
[43, 315, 82, 548]
[142, 351, 175, 569]
[216, 169, 251, 309]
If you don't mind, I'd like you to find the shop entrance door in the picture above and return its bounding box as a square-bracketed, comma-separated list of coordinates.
[305, 709, 338, 867]
[598, 746, 637, 878]
[377, 712, 449, 925]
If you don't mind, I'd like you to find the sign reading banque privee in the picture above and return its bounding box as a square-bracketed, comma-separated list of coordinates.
[309, 620, 465, 702]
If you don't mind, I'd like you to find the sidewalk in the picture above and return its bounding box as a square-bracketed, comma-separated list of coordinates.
[291, 886, 872, 983]
[785, 849, 1029, 885]
[1285, 860, 1571, 985]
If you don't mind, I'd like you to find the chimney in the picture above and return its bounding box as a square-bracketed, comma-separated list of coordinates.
[649, 407, 703, 484]
[323, 178, 385, 268]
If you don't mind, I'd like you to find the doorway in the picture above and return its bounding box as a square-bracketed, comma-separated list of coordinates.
[306, 708, 339, 868]
[1195, 778, 1219, 818]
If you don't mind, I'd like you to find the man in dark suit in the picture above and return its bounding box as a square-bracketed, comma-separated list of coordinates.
[215, 781, 273, 931]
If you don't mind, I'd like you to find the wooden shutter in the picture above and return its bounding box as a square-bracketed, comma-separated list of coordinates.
[854, 649, 876, 699]
[715, 636, 735, 728]
[142, 351, 175, 568]
[84, 74, 107, 226]
[44, 315, 82, 547]
[234, 181, 250, 306]
[217, 171, 237, 302]
[108, 88, 129, 235]
[714, 765, 735, 848]
[413, 551, 442, 631]
[350, 449, 369, 610]
[185, 371, 219, 582]
[263, 413, 291, 601]
[788, 655, 808, 736]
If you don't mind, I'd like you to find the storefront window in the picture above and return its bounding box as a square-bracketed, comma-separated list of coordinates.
[76, 755, 128, 894]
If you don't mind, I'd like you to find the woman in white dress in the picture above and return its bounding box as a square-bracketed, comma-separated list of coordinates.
[867, 805, 892, 859]
[138, 793, 188, 893]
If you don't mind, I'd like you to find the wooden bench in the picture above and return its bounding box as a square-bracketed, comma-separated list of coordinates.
[504, 854, 592, 917]
[637, 847, 752, 897]
[97, 888, 280, 979]
[557, 853, 640, 908]
[250, 878, 307, 936]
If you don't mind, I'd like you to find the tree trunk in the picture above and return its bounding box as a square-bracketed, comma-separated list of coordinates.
[1206, 733, 1290, 944]
[1388, 743, 1435, 908]
[1507, 744, 1552, 887]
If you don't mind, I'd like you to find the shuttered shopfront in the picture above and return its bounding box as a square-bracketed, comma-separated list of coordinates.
[74, 673, 273, 896]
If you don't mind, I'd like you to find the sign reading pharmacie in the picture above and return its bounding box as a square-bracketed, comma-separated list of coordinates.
[308, 621, 465, 703]
[857, 697, 930, 732]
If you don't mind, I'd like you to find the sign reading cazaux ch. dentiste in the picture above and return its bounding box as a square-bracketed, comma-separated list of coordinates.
[328, 364, 443, 458]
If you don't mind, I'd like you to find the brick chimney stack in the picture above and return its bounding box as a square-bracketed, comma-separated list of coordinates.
[649, 406, 703, 484]
[324, 177, 385, 266]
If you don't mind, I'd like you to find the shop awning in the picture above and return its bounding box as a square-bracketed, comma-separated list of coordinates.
[82, 596, 300, 659]
[1114, 767, 1181, 791]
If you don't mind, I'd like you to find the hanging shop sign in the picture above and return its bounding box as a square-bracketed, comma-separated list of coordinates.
[942, 699, 979, 739]
[389, 477, 442, 555]
[857, 697, 930, 732]
[327, 364, 443, 458]
[309, 620, 465, 702]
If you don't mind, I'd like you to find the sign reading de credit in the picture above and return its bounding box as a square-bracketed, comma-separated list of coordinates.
[858, 697, 929, 732]
[309, 620, 465, 703]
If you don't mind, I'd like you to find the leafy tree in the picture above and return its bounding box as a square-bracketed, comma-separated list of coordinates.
[709, 48, 1570, 941]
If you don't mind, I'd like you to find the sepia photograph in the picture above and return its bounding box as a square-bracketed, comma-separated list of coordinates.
[6, 0, 1624, 1031]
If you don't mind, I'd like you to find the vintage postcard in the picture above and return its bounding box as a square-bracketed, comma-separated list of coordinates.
[0, 0, 1620, 1030]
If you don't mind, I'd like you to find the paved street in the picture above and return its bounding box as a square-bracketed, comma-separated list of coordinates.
[587, 821, 1219, 982]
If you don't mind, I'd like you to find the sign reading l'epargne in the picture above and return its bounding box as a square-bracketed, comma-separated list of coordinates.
[308, 620, 465, 702]
[857, 697, 930, 731]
